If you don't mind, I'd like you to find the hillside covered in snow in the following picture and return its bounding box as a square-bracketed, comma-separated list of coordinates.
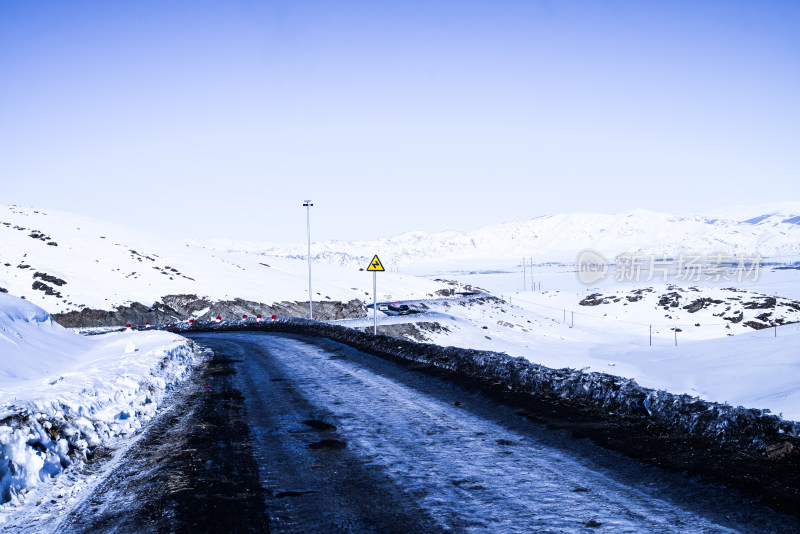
[0, 205, 448, 324]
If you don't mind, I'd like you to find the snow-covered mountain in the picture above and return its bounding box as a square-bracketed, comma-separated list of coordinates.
[707, 202, 800, 227]
[0, 205, 445, 319]
[208, 204, 800, 267]
[4, 202, 800, 321]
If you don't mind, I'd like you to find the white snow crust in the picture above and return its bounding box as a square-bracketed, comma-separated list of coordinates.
[0, 293, 196, 524]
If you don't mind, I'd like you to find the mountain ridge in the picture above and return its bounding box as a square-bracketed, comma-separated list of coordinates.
[208, 206, 800, 267]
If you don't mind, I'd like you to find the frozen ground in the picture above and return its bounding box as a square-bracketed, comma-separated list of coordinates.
[0, 293, 196, 528]
[336, 261, 800, 422]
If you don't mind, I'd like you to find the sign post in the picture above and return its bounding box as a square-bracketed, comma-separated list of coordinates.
[303, 200, 314, 319]
[366, 254, 385, 335]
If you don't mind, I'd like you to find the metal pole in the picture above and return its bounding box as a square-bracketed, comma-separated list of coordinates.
[523, 257, 526, 292]
[304, 200, 313, 319]
[373, 271, 377, 335]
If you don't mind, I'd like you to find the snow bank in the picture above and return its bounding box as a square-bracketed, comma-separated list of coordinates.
[0, 294, 197, 519]
[404, 294, 800, 422]
[0, 294, 91, 384]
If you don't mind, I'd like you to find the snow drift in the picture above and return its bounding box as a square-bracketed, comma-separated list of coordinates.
[0, 294, 197, 518]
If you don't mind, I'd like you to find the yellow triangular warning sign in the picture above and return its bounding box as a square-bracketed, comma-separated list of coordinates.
[366, 255, 385, 272]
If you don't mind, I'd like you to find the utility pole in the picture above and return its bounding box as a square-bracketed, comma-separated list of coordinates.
[303, 200, 313, 319]
[530, 257, 533, 291]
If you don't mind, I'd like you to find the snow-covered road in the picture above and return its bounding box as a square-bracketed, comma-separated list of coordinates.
[193, 332, 798, 532]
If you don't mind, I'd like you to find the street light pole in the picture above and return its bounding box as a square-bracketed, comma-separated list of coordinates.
[303, 200, 313, 319]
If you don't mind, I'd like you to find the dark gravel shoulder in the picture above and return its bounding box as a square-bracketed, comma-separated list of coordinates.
[55, 348, 269, 533]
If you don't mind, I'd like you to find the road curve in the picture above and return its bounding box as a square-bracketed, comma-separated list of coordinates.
[196, 332, 799, 533]
[55, 331, 800, 533]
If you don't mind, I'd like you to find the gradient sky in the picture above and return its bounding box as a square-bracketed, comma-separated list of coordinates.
[1, 1, 798, 243]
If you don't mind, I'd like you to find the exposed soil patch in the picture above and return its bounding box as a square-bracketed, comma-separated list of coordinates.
[725, 311, 744, 323]
[579, 293, 606, 306]
[744, 297, 778, 310]
[658, 291, 682, 308]
[31, 280, 62, 298]
[33, 271, 67, 286]
[683, 297, 724, 313]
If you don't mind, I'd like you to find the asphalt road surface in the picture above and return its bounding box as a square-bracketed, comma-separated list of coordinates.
[54, 331, 800, 533]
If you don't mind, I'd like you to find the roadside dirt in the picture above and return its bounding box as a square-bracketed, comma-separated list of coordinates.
[54, 350, 269, 533]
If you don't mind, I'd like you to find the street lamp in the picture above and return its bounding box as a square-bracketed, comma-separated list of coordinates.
[303, 200, 313, 319]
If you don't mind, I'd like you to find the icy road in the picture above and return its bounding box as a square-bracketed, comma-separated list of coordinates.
[54, 331, 799, 533]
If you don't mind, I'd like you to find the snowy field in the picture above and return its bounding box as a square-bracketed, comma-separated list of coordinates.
[385, 260, 800, 422]
[0, 294, 196, 527]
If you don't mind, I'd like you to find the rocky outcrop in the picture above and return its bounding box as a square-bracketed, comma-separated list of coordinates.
[52, 294, 367, 327]
[683, 297, 724, 313]
[353, 321, 450, 342]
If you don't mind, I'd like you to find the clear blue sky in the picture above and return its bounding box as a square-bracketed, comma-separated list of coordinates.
[1, 0, 798, 243]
